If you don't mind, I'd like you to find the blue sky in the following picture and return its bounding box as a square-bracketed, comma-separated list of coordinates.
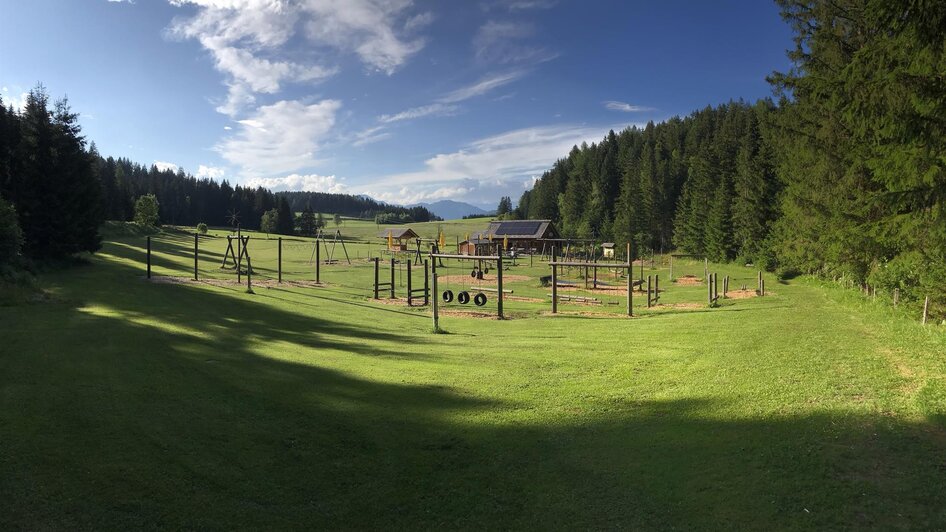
[0, 0, 793, 209]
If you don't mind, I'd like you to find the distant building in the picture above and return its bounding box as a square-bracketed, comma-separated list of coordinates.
[465, 220, 560, 254]
[378, 227, 419, 251]
[602, 242, 615, 259]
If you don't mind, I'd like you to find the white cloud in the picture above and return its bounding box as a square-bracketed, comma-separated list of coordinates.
[196, 165, 226, 179]
[169, 0, 427, 116]
[439, 71, 525, 103]
[2, 89, 28, 113]
[604, 100, 656, 113]
[245, 173, 347, 193]
[154, 161, 180, 172]
[377, 102, 459, 123]
[216, 98, 341, 176]
[356, 123, 618, 204]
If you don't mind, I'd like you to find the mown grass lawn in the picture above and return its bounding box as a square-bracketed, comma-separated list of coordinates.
[2, 227, 946, 529]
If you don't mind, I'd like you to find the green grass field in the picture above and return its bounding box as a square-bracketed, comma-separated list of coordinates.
[3, 221, 946, 529]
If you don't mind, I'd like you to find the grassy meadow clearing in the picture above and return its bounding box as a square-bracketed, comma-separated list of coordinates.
[2, 219, 946, 529]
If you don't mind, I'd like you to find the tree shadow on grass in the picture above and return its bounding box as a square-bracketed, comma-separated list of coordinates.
[2, 251, 946, 530]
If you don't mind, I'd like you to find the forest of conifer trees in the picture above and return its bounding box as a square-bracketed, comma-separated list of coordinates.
[516, 0, 944, 312]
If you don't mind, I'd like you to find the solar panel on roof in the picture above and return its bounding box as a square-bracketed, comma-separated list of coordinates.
[495, 221, 543, 236]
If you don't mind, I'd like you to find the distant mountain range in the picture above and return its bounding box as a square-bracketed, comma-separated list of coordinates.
[410, 200, 493, 220]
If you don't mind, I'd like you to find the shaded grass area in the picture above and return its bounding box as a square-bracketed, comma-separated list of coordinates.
[2, 233, 946, 528]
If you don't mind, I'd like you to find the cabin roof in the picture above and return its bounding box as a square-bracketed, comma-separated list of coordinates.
[479, 219, 559, 239]
[378, 227, 419, 239]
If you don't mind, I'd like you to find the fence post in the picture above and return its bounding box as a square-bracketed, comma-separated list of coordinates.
[278, 237, 282, 283]
[655, 274, 659, 303]
[246, 257, 253, 294]
[424, 259, 429, 306]
[146, 236, 151, 279]
[194, 233, 199, 281]
[708, 272, 713, 306]
[497, 252, 504, 319]
[373, 257, 379, 299]
[316, 240, 321, 283]
[922, 296, 930, 325]
[893, 288, 899, 307]
[647, 275, 652, 308]
[626, 243, 632, 317]
[431, 254, 439, 331]
[390, 258, 395, 299]
[669, 254, 673, 280]
[407, 259, 413, 306]
[551, 245, 558, 314]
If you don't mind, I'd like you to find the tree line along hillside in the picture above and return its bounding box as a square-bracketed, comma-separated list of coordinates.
[515, 0, 945, 315]
[0, 87, 436, 262]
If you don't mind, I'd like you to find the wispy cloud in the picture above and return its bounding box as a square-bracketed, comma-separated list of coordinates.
[352, 126, 391, 147]
[473, 20, 556, 65]
[216, 99, 341, 177]
[357, 123, 616, 204]
[440, 71, 525, 103]
[603, 100, 656, 113]
[377, 102, 459, 123]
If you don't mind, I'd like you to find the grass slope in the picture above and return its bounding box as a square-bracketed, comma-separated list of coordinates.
[2, 225, 945, 529]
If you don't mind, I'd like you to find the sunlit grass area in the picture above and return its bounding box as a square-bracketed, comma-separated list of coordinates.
[2, 221, 946, 528]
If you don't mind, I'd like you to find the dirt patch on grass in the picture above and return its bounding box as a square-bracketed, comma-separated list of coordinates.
[556, 285, 633, 296]
[660, 302, 704, 310]
[439, 309, 500, 319]
[436, 273, 531, 285]
[724, 289, 759, 299]
[541, 310, 633, 318]
[673, 275, 703, 286]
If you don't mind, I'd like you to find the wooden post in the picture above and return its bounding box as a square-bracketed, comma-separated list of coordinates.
[277, 237, 282, 283]
[236, 233, 243, 284]
[193, 233, 199, 280]
[704, 257, 708, 279]
[315, 241, 321, 283]
[627, 243, 632, 317]
[146, 236, 151, 279]
[669, 254, 673, 280]
[758, 271, 762, 295]
[761, 278, 765, 297]
[708, 273, 713, 306]
[407, 259, 413, 306]
[714, 273, 719, 301]
[584, 264, 589, 290]
[497, 252, 504, 319]
[922, 296, 929, 324]
[647, 275, 652, 308]
[373, 257, 380, 299]
[390, 258, 395, 299]
[593, 254, 598, 289]
[424, 259, 429, 306]
[894, 288, 899, 307]
[431, 254, 439, 331]
[552, 246, 558, 314]
[655, 274, 659, 303]
[246, 256, 253, 293]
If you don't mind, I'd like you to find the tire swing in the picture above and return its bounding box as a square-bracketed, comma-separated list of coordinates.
[457, 291, 471, 305]
[442, 290, 454, 303]
[474, 292, 487, 307]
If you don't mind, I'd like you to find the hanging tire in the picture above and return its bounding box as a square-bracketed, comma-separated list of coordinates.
[442, 290, 454, 303]
[470, 270, 477, 278]
[476, 270, 484, 280]
[474, 293, 487, 306]
[484, 267, 490, 274]
[458, 291, 471, 304]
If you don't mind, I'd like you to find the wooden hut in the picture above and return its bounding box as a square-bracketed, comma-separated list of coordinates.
[602, 242, 615, 259]
[474, 219, 560, 252]
[378, 227, 419, 252]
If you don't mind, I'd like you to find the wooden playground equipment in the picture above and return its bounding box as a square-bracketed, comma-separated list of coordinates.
[429, 246, 505, 330]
